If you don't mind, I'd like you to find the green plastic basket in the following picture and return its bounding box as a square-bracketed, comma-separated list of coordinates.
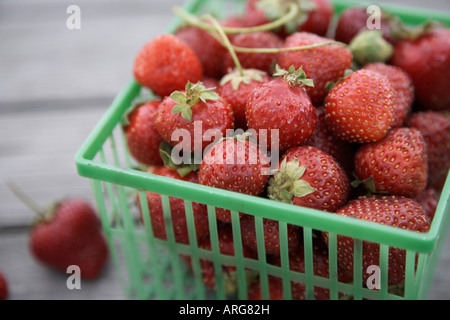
[75, 0, 450, 300]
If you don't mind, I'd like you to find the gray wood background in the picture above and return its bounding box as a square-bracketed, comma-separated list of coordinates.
[0, 0, 449, 300]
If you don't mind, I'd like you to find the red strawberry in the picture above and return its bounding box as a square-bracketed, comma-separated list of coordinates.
[219, 68, 271, 130]
[22, 197, 109, 280]
[363, 63, 414, 128]
[304, 106, 356, 177]
[406, 111, 450, 191]
[354, 128, 428, 198]
[415, 188, 440, 222]
[0, 271, 8, 300]
[124, 100, 163, 166]
[240, 214, 301, 257]
[245, 65, 316, 152]
[278, 32, 353, 105]
[175, 26, 227, 79]
[154, 81, 234, 153]
[138, 166, 209, 244]
[324, 69, 395, 144]
[268, 146, 350, 213]
[198, 135, 270, 223]
[334, 7, 393, 44]
[322, 195, 431, 286]
[249, 239, 353, 300]
[244, 0, 333, 37]
[133, 34, 203, 98]
[390, 28, 450, 111]
[223, 31, 283, 75]
[183, 223, 258, 294]
[247, 275, 284, 300]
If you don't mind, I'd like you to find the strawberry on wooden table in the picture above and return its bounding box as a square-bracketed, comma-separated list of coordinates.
[245, 65, 316, 152]
[322, 195, 431, 286]
[354, 127, 428, 198]
[8, 182, 109, 280]
[0, 270, 8, 300]
[124, 99, 163, 166]
[198, 134, 270, 223]
[133, 34, 203, 98]
[154, 81, 234, 154]
[324, 69, 395, 144]
[277, 32, 353, 105]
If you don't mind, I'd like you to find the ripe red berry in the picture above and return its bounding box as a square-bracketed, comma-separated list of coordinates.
[268, 146, 350, 213]
[354, 128, 428, 198]
[124, 100, 164, 166]
[406, 111, 450, 191]
[198, 135, 270, 223]
[324, 69, 395, 144]
[219, 69, 271, 130]
[0, 271, 8, 300]
[240, 214, 301, 257]
[363, 62, 414, 128]
[175, 26, 227, 79]
[323, 195, 430, 286]
[138, 166, 209, 244]
[245, 65, 316, 152]
[390, 28, 450, 111]
[29, 198, 109, 279]
[154, 81, 234, 153]
[278, 32, 353, 105]
[223, 31, 283, 75]
[133, 34, 203, 98]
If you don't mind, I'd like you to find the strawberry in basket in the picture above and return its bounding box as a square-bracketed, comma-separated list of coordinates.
[323, 195, 431, 286]
[181, 223, 258, 295]
[138, 166, 210, 245]
[124, 99, 164, 166]
[154, 81, 234, 154]
[247, 238, 353, 300]
[133, 34, 203, 98]
[198, 134, 271, 223]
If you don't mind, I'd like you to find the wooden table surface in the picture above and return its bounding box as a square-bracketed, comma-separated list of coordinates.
[0, 0, 449, 300]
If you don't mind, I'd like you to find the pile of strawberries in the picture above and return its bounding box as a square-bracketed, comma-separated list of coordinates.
[126, 0, 450, 299]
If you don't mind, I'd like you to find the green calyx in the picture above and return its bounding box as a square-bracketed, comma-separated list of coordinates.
[170, 81, 220, 122]
[159, 141, 199, 177]
[273, 64, 314, 88]
[268, 157, 316, 203]
[220, 68, 268, 91]
[256, 0, 316, 34]
[349, 30, 394, 67]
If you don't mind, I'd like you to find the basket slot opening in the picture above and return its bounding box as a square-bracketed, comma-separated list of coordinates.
[254, 215, 269, 300]
[230, 210, 249, 300]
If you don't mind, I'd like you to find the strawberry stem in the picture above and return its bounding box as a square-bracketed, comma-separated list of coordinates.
[172, 4, 299, 35]
[205, 15, 245, 77]
[6, 181, 46, 219]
